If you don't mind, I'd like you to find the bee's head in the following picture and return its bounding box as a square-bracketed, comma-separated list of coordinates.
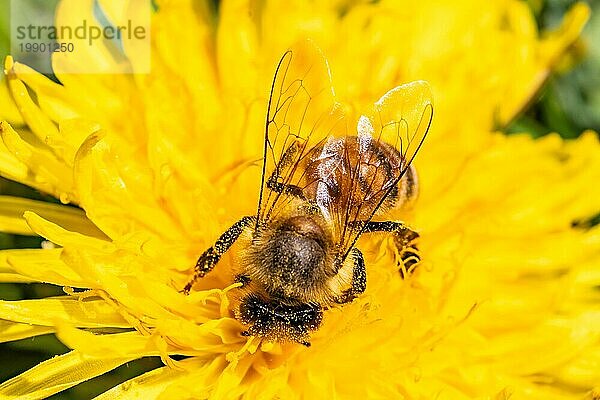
[237, 293, 322, 346]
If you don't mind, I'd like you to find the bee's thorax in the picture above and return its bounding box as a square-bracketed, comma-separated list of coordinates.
[246, 215, 335, 303]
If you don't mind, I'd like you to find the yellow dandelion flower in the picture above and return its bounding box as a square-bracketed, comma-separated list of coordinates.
[0, 1, 599, 399]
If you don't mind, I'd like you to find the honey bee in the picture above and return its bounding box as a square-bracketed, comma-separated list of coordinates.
[183, 41, 433, 347]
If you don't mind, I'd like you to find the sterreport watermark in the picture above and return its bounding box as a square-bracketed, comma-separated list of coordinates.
[10, 0, 151, 74]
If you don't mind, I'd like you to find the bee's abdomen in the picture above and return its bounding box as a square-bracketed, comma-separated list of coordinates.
[397, 162, 418, 208]
[303, 136, 418, 217]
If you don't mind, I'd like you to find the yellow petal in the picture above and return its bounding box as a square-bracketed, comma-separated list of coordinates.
[0, 248, 85, 287]
[5, 61, 105, 164]
[56, 325, 174, 358]
[55, 118, 101, 165]
[0, 273, 34, 283]
[52, 0, 130, 75]
[8, 61, 79, 123]
[0, 124, 59, 194]
[50, 1, 144, 143]
[23, 212, 111, 251]
[4, 57, 61, 144]
[0, 297, 130, 328]
[148, 0, 220, 134]
[0, 121, 75, 203]
[0, 1, 596, 398]
[73, 133, 182, 241]
[217, 0, 261, 104]
[0, 196, 105, 237]
[0, 350, 135, 400]
[540, 2, 591, 65]
[108, 0, 151, 74]
[498, 2, 591, 125]
[0, 320, 54, 343]
[58, 247, 184, 324]
[0, 74, 24, 126]
[94, 357, 226, 400]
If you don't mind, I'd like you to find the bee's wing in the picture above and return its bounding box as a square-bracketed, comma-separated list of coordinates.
[256, 41, 346, 227]
[336, 81, 434, 260]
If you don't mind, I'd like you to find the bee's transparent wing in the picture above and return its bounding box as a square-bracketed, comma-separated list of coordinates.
[337, 81, 434, 259]
[256, 41, 346, 227]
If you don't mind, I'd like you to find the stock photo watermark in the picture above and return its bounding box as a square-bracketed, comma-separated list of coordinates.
[10, 0, 151, 74]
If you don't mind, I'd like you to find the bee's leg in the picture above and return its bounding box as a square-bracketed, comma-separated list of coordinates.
[265, 141, 307, 199]
[182, 215, 255, 294]
[233, 273, 252, 288]
[350, 221, 420, 277]
[336, 248, 367, 304]
[266, 175, 306, 198]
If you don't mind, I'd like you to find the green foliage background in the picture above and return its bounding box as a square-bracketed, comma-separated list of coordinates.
[0, 0, 598, 398]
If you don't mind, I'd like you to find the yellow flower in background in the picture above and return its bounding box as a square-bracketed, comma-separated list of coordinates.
[0, 0, 599, 399]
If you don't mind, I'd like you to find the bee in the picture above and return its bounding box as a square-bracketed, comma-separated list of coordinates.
[183, 41, 433, 347]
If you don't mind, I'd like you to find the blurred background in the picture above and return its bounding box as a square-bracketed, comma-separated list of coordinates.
[0, 0, 598, 398]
